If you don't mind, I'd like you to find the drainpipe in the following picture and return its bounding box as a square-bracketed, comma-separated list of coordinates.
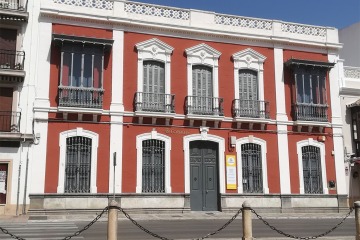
[22, 150, 29, 214]
[15, 143, 23, 216]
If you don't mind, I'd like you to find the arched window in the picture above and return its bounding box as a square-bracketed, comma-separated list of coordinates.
[58, 128, 98, 193]
[241, 143, 263, 193]
[65, 136, 92, 193]
[142, 139, 165, 193]
[136, 130, 171, 193]
[302, 145, 323, 194]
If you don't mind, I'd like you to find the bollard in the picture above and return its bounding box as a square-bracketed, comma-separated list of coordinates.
[356, 201, 360, 240]
[242, 201, 253, 240]
[107, 200, 118, 240]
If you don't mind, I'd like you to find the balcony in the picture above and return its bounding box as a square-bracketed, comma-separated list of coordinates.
[185, 96, 224, 127]
[0, 111, 20, 132]
[58, 86, 104, 109]
[293, 103, 328, 122]
[232, 99, 269, 119]
[0, 49, 24, 70]
[135, 92, 175, 113]
[0, 0, 28, 21]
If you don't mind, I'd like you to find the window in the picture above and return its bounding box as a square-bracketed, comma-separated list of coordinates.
[53, 34, 113, 108]
[349, 103, 360, 157]
[297, 139, 328, 194]
[136, 130, 171, 193]
[236, 137, 268, 194]
[232, 49, 267, 119]
[135, 38, 174, 113]
[241, 143, 263, 193]
[142, 139, 165, 193]
[185, 43, 222, 116]
[286, 59, 334, 122]
[58, 128, 98, 193]
[65, 136, 92, 193]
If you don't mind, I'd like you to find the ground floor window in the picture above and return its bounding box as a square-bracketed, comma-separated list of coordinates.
[241, 143, 263, 193]
[302, 145, 323, 194]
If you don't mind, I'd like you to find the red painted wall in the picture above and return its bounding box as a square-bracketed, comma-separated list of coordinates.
[44, 119, 110, 193]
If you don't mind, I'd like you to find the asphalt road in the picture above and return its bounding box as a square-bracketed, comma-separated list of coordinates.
[79, 218, 355, 239]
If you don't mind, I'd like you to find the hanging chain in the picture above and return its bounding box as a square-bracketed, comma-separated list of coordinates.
[0, 226, 26, 240]
[117, 206, 242, 240]
[251, 207, 354, 240]
[62, 206, 109, 240]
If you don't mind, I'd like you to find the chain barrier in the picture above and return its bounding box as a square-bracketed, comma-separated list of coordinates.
[251, 207, 354, 239]
[117, 206, 242, 240]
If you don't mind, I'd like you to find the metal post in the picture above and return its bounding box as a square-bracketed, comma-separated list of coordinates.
[355, 201, 360, 240]
[107, 200, 118, 240]
[242, 201, 253, 240]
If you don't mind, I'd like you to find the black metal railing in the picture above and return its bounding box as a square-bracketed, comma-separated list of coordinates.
[0, 111, 20, 132]
[293, 102, 328, 122]
[0, 0, 26, 10]
[232, 99, 269, 119]
[135, 92, 175, 113]
[185, 95, 224, 116]
[0, 49, 25, 70]
[58, 86, 104, 109]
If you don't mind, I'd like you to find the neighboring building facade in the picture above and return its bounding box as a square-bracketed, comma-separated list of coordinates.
[339, 22, 360, 206]
[24, 0, 348, 214]
[0, 0, 36, 214]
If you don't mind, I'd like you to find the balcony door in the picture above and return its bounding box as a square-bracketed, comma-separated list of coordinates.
[192, 65, 213, 114]
[0, 28, 17, 69]
[239, 69, 259, 117]
[143, 60, 165, 112]
[0, 88, 13, 132]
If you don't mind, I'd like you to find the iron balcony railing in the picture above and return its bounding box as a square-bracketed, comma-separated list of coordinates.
[0, 0, 26, 10]
[135, 92, 175, 113]
[0, 49, 25, 70]
[293, 102, 328, 122]
[185, 96, 224, 116]
[232, 99, 270, 119]
[0, 111, 20, 132]
[58, 86, 104, 109]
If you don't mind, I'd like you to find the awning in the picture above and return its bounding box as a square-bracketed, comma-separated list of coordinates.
[52, 34, 113, 50]
[285, 58, 335, 69]
[347, 99, 360, 108]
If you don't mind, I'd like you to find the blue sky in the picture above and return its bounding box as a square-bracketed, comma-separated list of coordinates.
[133, 0, 360, 29]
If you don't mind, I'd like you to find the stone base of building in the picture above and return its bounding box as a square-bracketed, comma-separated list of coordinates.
[28, 193, 349, 216]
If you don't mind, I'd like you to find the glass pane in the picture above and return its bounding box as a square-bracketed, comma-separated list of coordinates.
[83, 54, 92, 88]
[62, 52, 71, 86]
[311, 74, 319, 104]
[303, 72, 311, 103]
[72, 53, 82, 87]
[296, 73, 304, 103]
[319, 74, 326, 104]
[93, 55, 102, 89]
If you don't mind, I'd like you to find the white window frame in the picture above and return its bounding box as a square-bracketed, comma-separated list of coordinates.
[297, 138, 328, 194]
[236, 136, 269, 194]
[232, 48, 266, 102]
[183, 133, 225, 194]
[185, 43, 221, 98]
[57, 128, 99, 193]
[136, 130, 172, 193]
[135, 38, 174, 95]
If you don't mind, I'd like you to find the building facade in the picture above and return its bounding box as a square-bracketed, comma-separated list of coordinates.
[21, 0, 349, 214]
[339, 22, 360, 206]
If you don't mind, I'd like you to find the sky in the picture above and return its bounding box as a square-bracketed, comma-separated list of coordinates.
[132, 0, 360, 29]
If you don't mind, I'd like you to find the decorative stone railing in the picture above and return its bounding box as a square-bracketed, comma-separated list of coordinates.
[53, 0, 113, 10]
[344, 67, 360, 79]
[124, 2, 189, 20]
[215, 14, 272, 30]
[47, 0, 338, 45]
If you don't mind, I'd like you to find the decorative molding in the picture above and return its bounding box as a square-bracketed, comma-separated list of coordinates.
[53, 0, 113, 10]
[281, 23, 326, 37]
[215, 14, 272, 30]
[344, 67, 360, 79]
[125, 2, 190, 20]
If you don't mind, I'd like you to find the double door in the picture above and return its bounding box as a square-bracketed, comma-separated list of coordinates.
[190, 141, 219, 211]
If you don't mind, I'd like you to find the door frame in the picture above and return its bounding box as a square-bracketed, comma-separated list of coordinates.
[184, 134, 225, 194]
[0, 160, 12, 206]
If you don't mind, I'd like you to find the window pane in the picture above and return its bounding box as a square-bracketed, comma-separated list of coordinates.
[303, 72, 311, 103]
[296, 73, 304, 103]
[62, 52, 71, 86]
[72, 52, 82, 87]
[319, 74, 326, 104]
[311, 74, 319, 104]
[83, 54, 93, 88]
[93, 55, 102, 88]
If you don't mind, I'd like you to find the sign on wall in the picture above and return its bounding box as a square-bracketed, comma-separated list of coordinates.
[0, 171, 6, 194]
[226, 155, 237, 190]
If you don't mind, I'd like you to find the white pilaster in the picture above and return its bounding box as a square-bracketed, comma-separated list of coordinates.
[274, 47, 291, 194]
[328, 52, 347, 195]
[109, 29, 124, 193]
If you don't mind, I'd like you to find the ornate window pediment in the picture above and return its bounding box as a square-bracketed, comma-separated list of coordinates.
[185, 43, 221, 65]
[136, 38, 174, 62]
[232, 48, 266, 69]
